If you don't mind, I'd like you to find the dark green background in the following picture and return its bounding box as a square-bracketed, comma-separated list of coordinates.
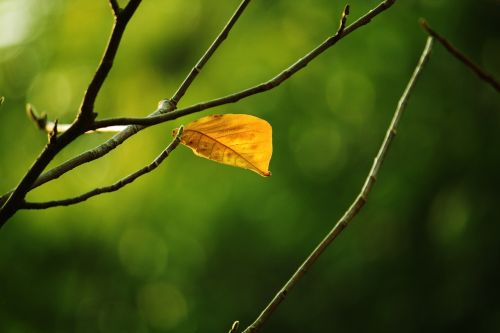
[1, 0, 499, 332]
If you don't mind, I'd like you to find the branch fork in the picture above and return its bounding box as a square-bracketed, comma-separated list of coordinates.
[1, 0, 397, 229]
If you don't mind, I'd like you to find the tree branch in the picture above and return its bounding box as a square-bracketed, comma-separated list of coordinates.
[22, 126, 183, 209]
[420, 19, 500, 92]
[0, 0, 395, 223]
[170, 0, 252, 107]
[109, 0, 121, 17]
[241, 36, 434, 333]
[27, 103, 126, 134]
[0, 0, 143, 226]
[228, 321, 240, 333]
[78, 0, 142, 121]
[92, 0, 395, 129]
[0, 0, 255, 209]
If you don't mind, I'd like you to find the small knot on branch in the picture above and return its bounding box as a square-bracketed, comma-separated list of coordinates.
[26, 104, 48, 130]
[157, 98, 174, 112]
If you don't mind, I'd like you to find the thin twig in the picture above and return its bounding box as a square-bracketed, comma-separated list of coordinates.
[78, 0, 142, 121]
[171, 0, 252, 106]
[0, 0, 396, 222]
[0, 0, 143, 225]
[228, 321, 240, 333]
[22, 127, 183, 209]
[0, 0, 255, 209]
[420, 19, 500, 92]
[26, 104, 48, 130]
[49, 123, 126, 134]
[92, 0, 395, 129]
[27, 0, 252, 135]
[241, 36, 434, 333]
[109, 0, 121, 17]
[27, 104, 125, 133]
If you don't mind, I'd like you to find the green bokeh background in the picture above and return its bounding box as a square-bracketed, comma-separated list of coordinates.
[1, 0, 499, 332]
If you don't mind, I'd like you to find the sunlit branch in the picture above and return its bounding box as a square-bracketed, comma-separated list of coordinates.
[0, 0, 396, 223]
[78, 0, 142, 121]
[0, 0, 254, 208]
[109, 0, 121, 17]
[92, 0, 395, 129]
[26, 103, 126, 134]
[0, 0, 143, 225]
[22, 127, 183, 209]
[228, 321, 240, 333]
[420, 19, 500, 92]
[241, 36, 434, 333]
[170, 0, 252, 106]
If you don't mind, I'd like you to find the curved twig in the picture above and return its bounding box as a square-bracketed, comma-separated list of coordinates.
[78, 0, 142, 121]
[420, 19, 499, 92]
[228, 321, 240, 333]
[22, 127, 183, 209]
[0, 0, 396, 223]
[0, 0, 143, 225]
[92, 0, 397, 129]
[27, 103, 127, 134]
[171, 0, 252, 106]
[241, 36, 434, 333]
[21, 0, 394, 196]
[0, 0, 254, 208]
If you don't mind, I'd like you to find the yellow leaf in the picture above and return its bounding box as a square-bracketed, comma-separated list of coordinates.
[173, 114, 272, 176]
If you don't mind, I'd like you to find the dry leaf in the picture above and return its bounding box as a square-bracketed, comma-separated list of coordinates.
[173, 114, 272, 176]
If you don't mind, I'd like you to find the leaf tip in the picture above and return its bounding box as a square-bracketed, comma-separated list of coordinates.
[262, 170, 272, 177]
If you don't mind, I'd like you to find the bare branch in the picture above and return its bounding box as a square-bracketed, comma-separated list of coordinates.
[241, 36, 434, 333]
[0, 102, 170, 210]
[171, 0, 252, 106]
[34, 0, 252, 133]
[22, 126, 183, 210]
[92, 0, 395, 129]
[228, 321, 240, 333]
[0, 0, 395, 223]
[28, 109, 126, 134]
[420, 19, 500, 92]
[109, 0, 121, 17]
[0, 0, 143, 225]
[49, 123, 126, 134]
[78, 0, 142, 121]
[0, 0, 256, 206]
[26, 104, 48, 131]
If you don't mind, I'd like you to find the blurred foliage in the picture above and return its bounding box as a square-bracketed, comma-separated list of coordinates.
[1, 0, 499, 332]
